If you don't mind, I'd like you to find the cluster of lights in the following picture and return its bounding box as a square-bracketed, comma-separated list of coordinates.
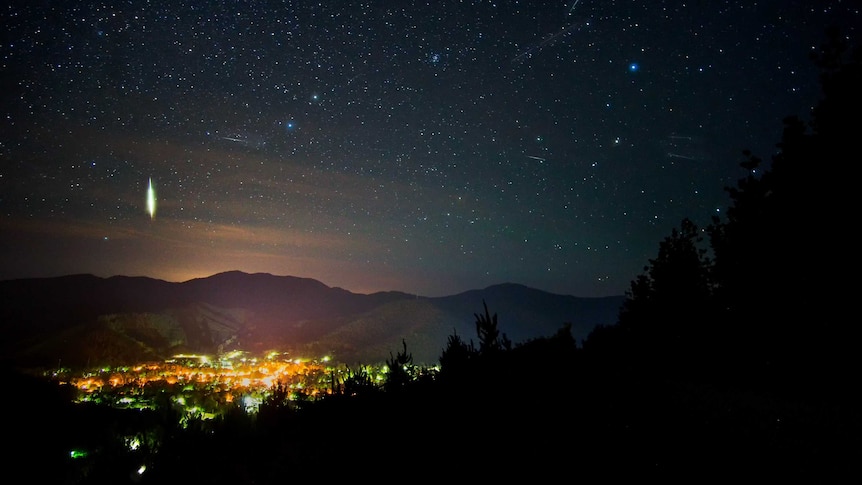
[56, 351, 435, 478]
[63, 351, 355, 417]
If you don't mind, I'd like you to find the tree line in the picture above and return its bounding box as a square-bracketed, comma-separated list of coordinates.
[584, 28, 860, 407]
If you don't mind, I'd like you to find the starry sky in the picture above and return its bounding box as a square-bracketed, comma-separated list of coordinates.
[1, 1, 857, 297]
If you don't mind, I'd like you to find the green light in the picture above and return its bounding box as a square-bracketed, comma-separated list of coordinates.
[70, 449, 88, 459]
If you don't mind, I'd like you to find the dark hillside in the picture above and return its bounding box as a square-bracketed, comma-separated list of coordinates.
[432, 283, 624, 346]
[0, 272, 623, 369]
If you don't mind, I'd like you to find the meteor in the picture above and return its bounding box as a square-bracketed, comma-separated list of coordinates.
[667, 152, 698, 161]
[147, 177, 156, 219]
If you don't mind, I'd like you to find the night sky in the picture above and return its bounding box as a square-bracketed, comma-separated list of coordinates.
[1, 1, 857, 297]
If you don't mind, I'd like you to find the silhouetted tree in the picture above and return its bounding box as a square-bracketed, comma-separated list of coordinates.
[610, 218, 715, 374]
[438, 328, 476, 383]
[474, 299, 511, 355]
[383, 339, 415, 392]
[339, 364, 379, 398]
[705, 30, 860, 400]
[586, 31, 861, 401]
[258, 379, 293, 426]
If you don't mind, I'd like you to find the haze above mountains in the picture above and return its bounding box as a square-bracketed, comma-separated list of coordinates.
[0, 271, 624, 368]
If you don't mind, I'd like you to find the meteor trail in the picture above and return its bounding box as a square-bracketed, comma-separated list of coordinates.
[147, 177, 156, 219]
[511, 20, 586, 63]
[527, 155, 547, 162]
[667, 153, 698, 161]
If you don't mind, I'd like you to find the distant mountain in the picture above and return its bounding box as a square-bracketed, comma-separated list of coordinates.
[0, 271, 624, 368]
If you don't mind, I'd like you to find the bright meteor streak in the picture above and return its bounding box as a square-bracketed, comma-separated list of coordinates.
[147, 178, 156, 219]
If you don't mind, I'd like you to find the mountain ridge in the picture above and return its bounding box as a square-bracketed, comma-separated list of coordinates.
[0, 271, 625, 368]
